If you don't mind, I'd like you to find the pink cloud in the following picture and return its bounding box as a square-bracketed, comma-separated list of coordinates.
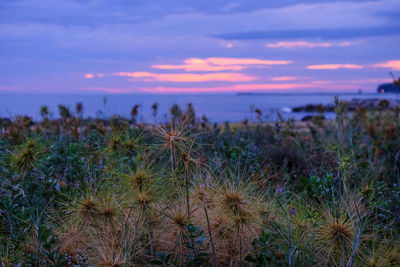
[140, 83, 358, 93]
[272, 76, 297, 81]
[152, 57, 291, 72]
[116, 71, 257, 82]
[338, 41, 352, 47]
[266, 41, 355, 49]
[84, 73, 95, 79]
[307, 64, 364, 70]
[206, 57, 292, 66]
[311, 80, 332, 84]
[86, 79, 364, 94]
[152, 64, 243, 72]
[266, 41, 332, 48]
[373, 60, 400, 70]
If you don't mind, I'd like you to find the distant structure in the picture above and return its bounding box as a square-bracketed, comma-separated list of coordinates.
[377, 83, 400, 94]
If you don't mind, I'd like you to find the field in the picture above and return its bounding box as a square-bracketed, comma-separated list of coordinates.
[1, 99, 400, 266]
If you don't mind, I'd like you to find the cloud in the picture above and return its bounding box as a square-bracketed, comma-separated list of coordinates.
[140, 82, 358, 93]
[1, 0, 399, 94]
[152, 60, 243, 72]
[116, 71, 257, 82]
[272, 77, 297, 81]
[141, 84, 306, 93]
[266, 41, 354, 48]
[206, 57, 292, 65]
[373, 60, 400, 70]
[152, 64, 242, 72]
[267, 41, 331, 48]
[84, 73, 95, 79]
[152, 57, 292, 72]
[213, 26, 400, 40]
[307, 64, 364, 70]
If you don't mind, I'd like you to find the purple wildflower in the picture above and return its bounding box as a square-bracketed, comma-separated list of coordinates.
[276, 187, 284, 193]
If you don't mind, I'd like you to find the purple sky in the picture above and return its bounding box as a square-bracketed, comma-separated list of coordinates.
[1, 0, 399, 94]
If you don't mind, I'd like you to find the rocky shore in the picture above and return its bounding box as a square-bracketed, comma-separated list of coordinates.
[292, 98, 400, 113]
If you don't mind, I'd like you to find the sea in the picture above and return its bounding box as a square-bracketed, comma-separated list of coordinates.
[0, 93, 399, 123]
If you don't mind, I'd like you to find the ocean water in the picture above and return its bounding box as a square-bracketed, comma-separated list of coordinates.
[0, 93, 398, 123]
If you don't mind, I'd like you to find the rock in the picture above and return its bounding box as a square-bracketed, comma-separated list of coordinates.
[292, 98, 400, 113]
[377, 83, 400, 94]
[301, 115, 325, 121]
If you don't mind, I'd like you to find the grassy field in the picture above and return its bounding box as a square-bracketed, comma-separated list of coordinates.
[1, 99, 400, 266]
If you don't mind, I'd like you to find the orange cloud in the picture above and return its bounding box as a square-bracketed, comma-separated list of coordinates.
[307, 64, 364, 70]
[373, 60, 400, 70]
[152, 57, 291, 72]
[84, 73, 95, 79]
[272, 76, 297, 81]
[116, 72, 257, 82]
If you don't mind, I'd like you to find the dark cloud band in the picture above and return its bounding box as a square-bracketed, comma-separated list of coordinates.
[212, 26, 400, 40]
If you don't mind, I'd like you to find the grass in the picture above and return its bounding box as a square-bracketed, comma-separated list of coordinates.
[0, 98, 400, 266]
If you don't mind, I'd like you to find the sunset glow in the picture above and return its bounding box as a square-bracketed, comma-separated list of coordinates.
[373, 60, 400, 70]
[0, 0, 399, 94]
[116, 71, 258, 82]
[307, 64, 364, 70]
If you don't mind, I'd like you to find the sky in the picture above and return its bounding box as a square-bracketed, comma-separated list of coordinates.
[0, 0, 400, 94]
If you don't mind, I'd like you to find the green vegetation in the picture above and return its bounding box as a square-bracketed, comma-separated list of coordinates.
[0, 98, 400, 266]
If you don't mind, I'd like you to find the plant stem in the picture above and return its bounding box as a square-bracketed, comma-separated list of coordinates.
[146, 215, 154, 259]
[229, 226, 240, 267]
[202, 188, 218, 267]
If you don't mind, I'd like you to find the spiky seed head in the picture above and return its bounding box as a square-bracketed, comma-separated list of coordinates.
[194, 186, 214, 207]
[108, 137, 121, 151]
[124, 139, 136, 150]
[100, 204, 117, 221]
[172, 210, 189, 229]
[134, 191, 152, 209]
[319, 217, 353, 251]
[129, 169, 150, 191]
[13, 140, 44, 176]
[163, 130, 180, 150]
[232, 210, 252, 226]
[212, 215, 231, 238]
[221, 191, 248, 215]
[78, 197, 100, 220]
[360, 184, 374, 200]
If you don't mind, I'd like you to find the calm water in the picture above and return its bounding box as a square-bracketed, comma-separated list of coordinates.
[0, 93, 398, 123]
